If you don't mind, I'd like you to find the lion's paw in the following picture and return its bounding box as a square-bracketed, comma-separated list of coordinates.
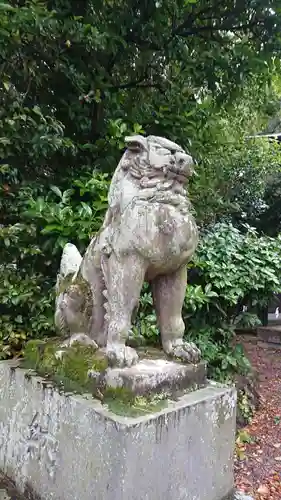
[105, 344, 139, 368]
[169, 341, 201, 364]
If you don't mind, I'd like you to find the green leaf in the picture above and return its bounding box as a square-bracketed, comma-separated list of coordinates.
[0, 3, 15, 11]
[41, 224, 63, 234]
[32, 106, 43, 117]
[81, 202, 92, 216]
[50, 185, 63, 198]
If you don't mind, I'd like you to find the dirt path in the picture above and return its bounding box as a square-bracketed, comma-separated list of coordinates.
[235, 336, 281, 499]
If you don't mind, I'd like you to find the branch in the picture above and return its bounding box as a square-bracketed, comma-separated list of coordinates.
[108, 79, 164, 92]
[83, 78, 164, 103]
[124, 33, 162, 51]
[174, 20, 258, 39]
[172, 0, 228, 35]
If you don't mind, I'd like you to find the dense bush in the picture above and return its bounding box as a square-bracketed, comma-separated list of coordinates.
[186, 223, 281, 378]
[2, 167, 281, 383]
[2, 0, 281, 385]
[134, 223, 281, 380]
[0, 172, 109, 357]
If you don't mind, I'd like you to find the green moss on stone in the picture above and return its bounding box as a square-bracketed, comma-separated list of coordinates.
[23, 339, 47, 367]
[103, 386, 168, 417]
[103, 386, 135, 404]
[22, 339, 108, 395]
[22, 339, 169, 417]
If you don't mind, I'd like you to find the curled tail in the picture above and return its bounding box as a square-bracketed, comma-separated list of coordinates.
[55, 243, 83, 335]
[55, 243, 82, 294]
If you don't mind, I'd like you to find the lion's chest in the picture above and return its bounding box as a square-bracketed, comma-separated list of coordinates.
[114, 201, 198, 271]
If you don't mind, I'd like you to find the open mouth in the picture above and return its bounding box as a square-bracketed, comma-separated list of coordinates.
[127, 142, 143, 153]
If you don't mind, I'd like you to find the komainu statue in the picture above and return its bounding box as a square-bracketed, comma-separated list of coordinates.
[55, 135, 201, 367]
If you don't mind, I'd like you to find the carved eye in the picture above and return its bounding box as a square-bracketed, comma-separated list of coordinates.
[155, 147, 170, 155]
[128, 142, 142, 152]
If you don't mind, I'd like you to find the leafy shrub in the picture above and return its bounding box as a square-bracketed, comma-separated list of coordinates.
[2, 177, 281, 385]
[23, 172, 109, 255]
[0, 172, 109, 357]
[0, 222, 55, 358]
[185, 223, 281, 378]
[133, 222, 281, 380]
[186, 222, 281, 322]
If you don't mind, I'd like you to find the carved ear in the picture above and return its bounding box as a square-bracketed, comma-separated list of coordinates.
[148, 136, 184, 153]
[125, 135, 148, 152]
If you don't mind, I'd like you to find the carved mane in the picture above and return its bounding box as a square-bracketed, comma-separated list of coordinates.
[107, 135, 194, 207]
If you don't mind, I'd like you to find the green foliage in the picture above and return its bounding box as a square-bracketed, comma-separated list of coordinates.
[1, 0, 281, 187]
[188, 327, 251, 381]
[184, 223, 281, 378]
[0, 172, 109, 356]
[189, 222, 281, 313]
[0, 221, 56, 358]
[237, 391, 255, 424]
[190, 107, 281, 226]
[2, 0, 281, 384]
[24, 172, 109, 253]
[133, 223, 281, 380]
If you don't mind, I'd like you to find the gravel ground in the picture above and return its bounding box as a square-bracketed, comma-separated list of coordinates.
[235, 336, 281, 499]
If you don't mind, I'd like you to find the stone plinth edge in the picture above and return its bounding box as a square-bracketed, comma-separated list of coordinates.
[0, 361, 236, 500]
[90, 358, 207, 397]
[257, 326, 281, 345]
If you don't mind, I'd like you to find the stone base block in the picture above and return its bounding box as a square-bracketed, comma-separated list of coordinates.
[257, 325, 281, 344]
[90, 358, 207, 396]
[0, 361, 236, 500]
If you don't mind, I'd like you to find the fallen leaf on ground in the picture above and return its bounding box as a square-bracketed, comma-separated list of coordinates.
[234, 336, 281, 500]
[257, 484, 269, 496]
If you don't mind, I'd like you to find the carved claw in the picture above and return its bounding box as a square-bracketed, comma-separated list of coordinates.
[105, 344, 139, 368]
[165, 341, 201, 364]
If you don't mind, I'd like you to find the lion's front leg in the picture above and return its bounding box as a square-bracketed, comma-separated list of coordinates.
[105, 253, 146, 367]
[152, 266, 201, 364]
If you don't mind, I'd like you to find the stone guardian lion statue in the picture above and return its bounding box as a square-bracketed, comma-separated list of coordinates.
[55, 135, 201, 367]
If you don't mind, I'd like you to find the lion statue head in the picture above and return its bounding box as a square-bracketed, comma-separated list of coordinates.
[109, 135, 195, 210]
[123, 135, 193, 178]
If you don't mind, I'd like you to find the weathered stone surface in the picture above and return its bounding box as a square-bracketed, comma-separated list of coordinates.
[0, 361, 236, 500]
[257, 325, 281, 344]
[234, 370, 260, 428]
[89, 359, 207, 397]
[0, 490, 10, 500]
[233, 492, 254, 500]
[22, 340, 205, 401]
[55, 135, 200, 367]
[0, 475, 28, 500]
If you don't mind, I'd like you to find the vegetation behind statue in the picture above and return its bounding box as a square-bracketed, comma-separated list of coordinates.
[2, 0, 281, 387]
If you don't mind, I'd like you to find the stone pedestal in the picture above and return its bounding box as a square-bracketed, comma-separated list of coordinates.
[0, 361, 236, 500]
[257, 325, 281, 345]
[90, 358, 207, 396]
